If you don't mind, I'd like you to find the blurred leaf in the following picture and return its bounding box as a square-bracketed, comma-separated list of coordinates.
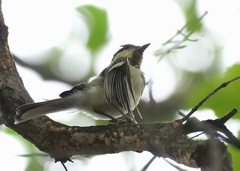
[4, 127, 18, 135]
[184, 64, 240, 119]
[4, 127, 39, 153]
[47, 47, 63, 75]
[25, 157, 44, 171]
[76, 5, 109, 54]
[47, 47, 64, 62]
[183, 0, 202, 32]
[175, 45, 186, 49]
[17, 153, 48, 158]
[229, 132, 240, 171]
[176, 0, 202, 32]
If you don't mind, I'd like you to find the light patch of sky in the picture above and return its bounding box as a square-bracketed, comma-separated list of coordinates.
[171, 35, 215, 72]
[198, 0, 240, 69]
[53, 43, 91, 81]
[0, 129, 28, 170]
[1, 0, 240, 171]
[3, 0, 73, 57]
[16, 65, 70, 101]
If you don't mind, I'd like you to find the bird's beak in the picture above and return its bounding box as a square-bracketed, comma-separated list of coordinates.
[139, 43, 151, 53]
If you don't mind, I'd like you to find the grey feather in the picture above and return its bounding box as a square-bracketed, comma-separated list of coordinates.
[15, 97, 77, 124]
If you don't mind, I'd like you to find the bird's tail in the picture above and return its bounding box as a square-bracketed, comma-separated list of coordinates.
[15, 97, 76, 124]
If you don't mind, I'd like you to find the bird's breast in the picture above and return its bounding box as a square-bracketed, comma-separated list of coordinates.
[129, 66, 145, 104]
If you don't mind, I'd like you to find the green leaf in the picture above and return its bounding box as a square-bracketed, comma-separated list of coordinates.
[25, 156, 45, 171]
[76, 5, 109, 54]
[184, 0, 203, 32]
[175, 45, 186, 49]
[4, 127, 18, 135]
[184, 64, 240, 119]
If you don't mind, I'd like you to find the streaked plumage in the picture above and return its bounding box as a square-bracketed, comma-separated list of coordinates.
[15, 43, 150, 124]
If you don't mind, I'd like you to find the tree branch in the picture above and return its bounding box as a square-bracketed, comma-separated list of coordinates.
[0, 1, 234, 171]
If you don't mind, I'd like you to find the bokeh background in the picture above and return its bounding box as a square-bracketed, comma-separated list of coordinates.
[1, 0, 240, 170]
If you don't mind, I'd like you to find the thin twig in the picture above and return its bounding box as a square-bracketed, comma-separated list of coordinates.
[61, 162, 68, 171]
[182, 75, 240, 122]
[141, 155, 157, 171]
[155, 11, 208, 61]
[189, 132, 204, 140]
[178, 111, 186, 117]
[55, 158, 73, 171]
[163, 158, 188, 171]
[217, 108, 237, 124]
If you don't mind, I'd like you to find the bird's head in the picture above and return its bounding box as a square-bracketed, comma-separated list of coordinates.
[112, 43, 150, 68]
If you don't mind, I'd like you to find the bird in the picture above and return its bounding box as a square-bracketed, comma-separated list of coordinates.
[14, 43, 150, 124]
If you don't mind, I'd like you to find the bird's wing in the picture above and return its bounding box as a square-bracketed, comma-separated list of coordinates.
[104, 57, 135, 114]
[59, 83, 87, 98]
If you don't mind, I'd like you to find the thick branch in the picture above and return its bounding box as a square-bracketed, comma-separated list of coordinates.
[0, 1, 233, 171]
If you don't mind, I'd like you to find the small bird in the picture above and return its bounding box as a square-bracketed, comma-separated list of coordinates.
[14, 43, 150, 124]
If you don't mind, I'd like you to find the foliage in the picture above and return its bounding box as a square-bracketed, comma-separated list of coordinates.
[4, 1, 240, 171]
[76, 5, 109, 54]
[184, 64, 240, 119]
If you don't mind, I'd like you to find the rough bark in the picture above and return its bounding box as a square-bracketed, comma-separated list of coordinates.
[0, 1, 233, 171]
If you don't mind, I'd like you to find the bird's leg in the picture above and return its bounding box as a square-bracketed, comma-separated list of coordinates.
[118, 111, 134, 123]
[94, 109, 119, 123]
[121, 113, 136, 123]
[94, 109, 136, 124]
[128, 111, 137, 123]
[110, 104, 137, 123]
